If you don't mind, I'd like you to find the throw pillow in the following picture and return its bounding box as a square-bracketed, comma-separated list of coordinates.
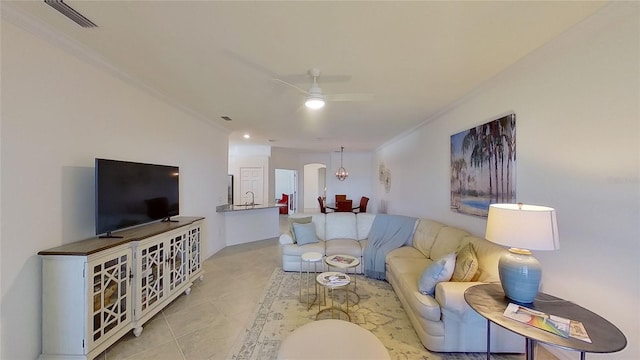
[289, 216, 312, 243]
[451, 243, 480, 282]
[418, 252, 456, 295]
[292, 222, 318, 246]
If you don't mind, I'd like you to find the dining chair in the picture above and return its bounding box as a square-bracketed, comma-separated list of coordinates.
[318, 196, 327, 214]
[354, 196, 369, 213]
[335, 194, 347, 203]
[336, 200, 353, 212]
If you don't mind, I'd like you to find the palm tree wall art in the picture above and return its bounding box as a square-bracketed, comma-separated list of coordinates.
[450, 114, 516, 217]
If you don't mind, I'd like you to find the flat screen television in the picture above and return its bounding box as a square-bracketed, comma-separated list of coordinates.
[95, 158, 179, 237]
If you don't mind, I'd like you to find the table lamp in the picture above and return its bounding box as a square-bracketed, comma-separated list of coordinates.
[485, 203, 559, 304]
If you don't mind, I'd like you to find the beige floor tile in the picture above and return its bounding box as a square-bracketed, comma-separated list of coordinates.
[106, 313, 174, 360]
[121, 339, 184, 360]
[175, 322, 236, 360]
[163, 300, 227, 339]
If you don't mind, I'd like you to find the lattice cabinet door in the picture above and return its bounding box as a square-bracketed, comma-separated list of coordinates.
[168, 232, 188, 292]
[135, 239, 167, 320]
[87, 247, 133, 351]
[188, 224, 203, 280]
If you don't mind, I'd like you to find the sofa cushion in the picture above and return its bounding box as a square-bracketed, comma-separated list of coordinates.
[280, 240, 326, 257]
[430, 227, 469, 260]
[356, 213, 376, 240]
[451, 243, 479, 282]
[325, 212, 357, 240]
[288, 216, 312, 243]
[418, 253, 456, 295]
[325, 238, 362, 258]
[386, 246, 426, 261]
[293, 222, 318, 246]
[459, 236, 506, 283]
[412, 219, 446, 258]
[391, 267, 442, 322]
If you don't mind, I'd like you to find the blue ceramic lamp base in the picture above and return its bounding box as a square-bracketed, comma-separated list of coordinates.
[498, 248, 542, 304]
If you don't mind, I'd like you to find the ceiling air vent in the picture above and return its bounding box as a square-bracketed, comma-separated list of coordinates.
[44, 0, 97, 28]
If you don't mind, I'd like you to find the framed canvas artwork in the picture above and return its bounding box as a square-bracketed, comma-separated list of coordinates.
[450, 114, 516, 217]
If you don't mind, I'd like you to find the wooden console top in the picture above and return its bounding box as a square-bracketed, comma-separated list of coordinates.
[38, 216, 204, 256]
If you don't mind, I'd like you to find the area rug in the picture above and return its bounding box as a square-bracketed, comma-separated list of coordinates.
[229, 268, 522, 360]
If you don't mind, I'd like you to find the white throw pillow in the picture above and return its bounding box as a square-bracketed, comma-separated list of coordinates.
[418, 253, 456, 295]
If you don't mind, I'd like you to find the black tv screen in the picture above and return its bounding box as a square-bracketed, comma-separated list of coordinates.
[95, 158, 179, 236]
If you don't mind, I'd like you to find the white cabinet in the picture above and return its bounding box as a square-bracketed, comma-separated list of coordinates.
[39, 217, 204, 360]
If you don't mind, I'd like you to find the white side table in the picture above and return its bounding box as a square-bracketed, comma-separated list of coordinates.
[316, 271, 351, 321]
[325, 254, 361, 305]
[299, 252, 323, 310]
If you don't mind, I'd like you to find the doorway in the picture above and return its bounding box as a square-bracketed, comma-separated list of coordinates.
[275, 169, 297, 214]
[303, 163, 326, 212]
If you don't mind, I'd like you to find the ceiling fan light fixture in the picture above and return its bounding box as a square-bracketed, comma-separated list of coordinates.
[305, 95, 325, 109]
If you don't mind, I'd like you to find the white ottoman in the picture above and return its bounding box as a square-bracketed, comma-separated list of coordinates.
[277, 319, 390, 360]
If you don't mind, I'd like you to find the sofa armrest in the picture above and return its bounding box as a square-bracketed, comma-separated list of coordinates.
[279, 231, 294, 245]
[435, 281, 487, 317]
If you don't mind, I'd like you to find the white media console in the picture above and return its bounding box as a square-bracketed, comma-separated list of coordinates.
[38, 216, 205, 360]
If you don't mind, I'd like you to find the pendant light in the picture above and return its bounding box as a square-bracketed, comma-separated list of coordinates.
[335, 146, 349, 181]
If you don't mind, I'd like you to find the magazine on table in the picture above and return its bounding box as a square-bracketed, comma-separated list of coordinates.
[329, 255, 355, 265]
[322, 274, 349, 285]
[503, 303, 591, 343]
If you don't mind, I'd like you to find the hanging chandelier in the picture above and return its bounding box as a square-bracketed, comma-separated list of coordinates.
[335, 146, 349, 181]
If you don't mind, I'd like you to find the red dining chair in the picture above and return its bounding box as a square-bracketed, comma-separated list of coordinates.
[335, 194, 347, 203]
[354, 196, 369, 213]
[318, 196, 327, 213]
[336, 200, 353, 212]
[277, 194, 289, 214]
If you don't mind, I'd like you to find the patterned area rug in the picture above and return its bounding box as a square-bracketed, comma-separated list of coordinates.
[229, 268, 522, 360]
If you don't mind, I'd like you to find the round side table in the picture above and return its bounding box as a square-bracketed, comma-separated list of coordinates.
[325, 254, 361, 305]
[316, 271, 351, 321]
[299, 252, 323, 310]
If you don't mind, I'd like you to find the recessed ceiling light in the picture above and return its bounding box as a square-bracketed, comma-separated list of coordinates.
[243, 134, 250, 139]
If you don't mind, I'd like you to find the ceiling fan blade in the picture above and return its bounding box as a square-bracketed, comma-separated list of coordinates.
[278, 73, 352, 84]
[271, 78, 309, 95]
[326, 93, 375, 102]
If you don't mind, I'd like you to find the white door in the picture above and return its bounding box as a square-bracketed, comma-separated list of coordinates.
[240, 167, 263, 204]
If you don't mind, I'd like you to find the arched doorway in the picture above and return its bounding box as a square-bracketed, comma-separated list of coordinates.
[303, 163, 326, 212]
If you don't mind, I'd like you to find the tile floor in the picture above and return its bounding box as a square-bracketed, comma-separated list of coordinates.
[100, 214, 557, 360]
[99, 217, 285, 360]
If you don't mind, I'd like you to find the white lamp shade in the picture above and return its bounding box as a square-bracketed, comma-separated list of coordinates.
[485, 203, 559, 251]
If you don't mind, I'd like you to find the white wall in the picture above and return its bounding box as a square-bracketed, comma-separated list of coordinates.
[376, 3, 639, 359]
[1, 20, 229, 359]
[303, 163, 324, 210]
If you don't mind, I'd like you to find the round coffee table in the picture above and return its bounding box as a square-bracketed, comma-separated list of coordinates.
[316, 271, 351, 321]
[277, 319, 390, 360]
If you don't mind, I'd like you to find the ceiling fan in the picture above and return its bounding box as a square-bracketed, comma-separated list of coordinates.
[272, 68, 374, 109]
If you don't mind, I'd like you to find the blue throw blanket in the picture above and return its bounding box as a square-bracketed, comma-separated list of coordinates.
[363, 214, 417, 280]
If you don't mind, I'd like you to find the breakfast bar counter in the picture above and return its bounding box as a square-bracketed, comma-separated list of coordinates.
[216, 203, 280, 246]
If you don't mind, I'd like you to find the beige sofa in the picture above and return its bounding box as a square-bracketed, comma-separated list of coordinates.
[279, 213, 524, 353]
[280, 212, 375, 274]
[385, 219, 524, 352]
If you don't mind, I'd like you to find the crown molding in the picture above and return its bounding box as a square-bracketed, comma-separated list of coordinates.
[1, 2, 230, 134]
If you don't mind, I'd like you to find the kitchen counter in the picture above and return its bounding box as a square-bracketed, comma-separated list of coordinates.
[216, 203, 282, 212]
[216, 203, 280, 246]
